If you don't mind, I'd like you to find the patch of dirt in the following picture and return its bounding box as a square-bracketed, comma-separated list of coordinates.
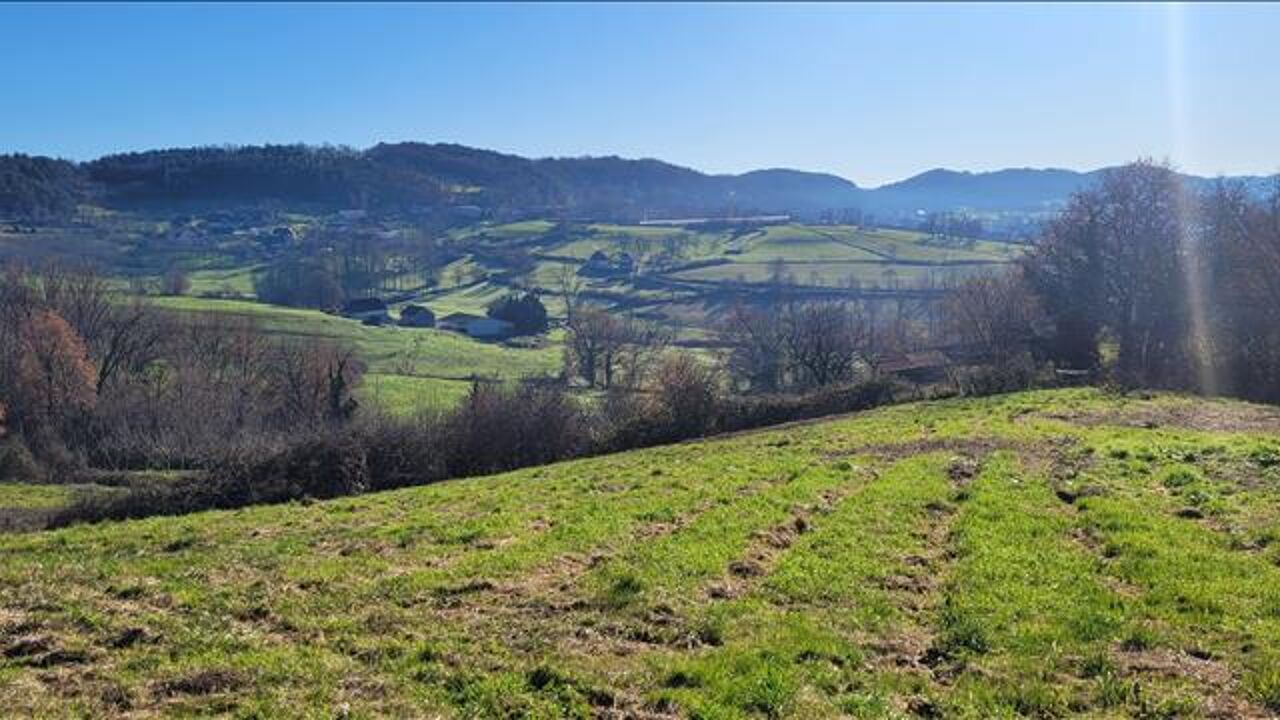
[849, 437, 1023, 463]
[946, 455, 982, 486]
[154, 668, 246, 697]
[107, 626, 158, 649]
[595, 692, 683, 720]
[1030, 402, 1280, 435]
[0, 608, 38, 639]
[337, 674, 389, 702]
[1, 633, 89, 668]
[1117, 647, 1272, 719]
[26, 648, 90, 668]
[867, 632, 934, 670]
[433, 579, 497, 601]
[3, 634, 53, 659]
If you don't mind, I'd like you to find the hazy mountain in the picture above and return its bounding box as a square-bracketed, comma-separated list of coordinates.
[869, 167, 1098, 213]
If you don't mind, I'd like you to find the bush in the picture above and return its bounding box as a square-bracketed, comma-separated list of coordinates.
[50, 434, 369, 526]
[487, 292, 549, 335]
[951, 354, 1042, 397]
[47, 373, 909, 527]
[598, 354, 723, 449]
[358, 413, 449, 492]
[652, 353, 721, 439]
[441, 381, 587, 476]
[0, 437, 43, 483]
[717, 378, 900, 433]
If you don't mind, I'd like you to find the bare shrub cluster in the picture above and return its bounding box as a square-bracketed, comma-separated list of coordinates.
[0, 263, 365, 480]
[50, 350, 905, 526]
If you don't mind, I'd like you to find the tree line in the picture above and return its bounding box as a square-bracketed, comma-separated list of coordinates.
[0, 264, 364, 481]
[1017, 161, 1280, 402]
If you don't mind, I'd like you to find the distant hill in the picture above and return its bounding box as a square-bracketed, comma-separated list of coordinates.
[1, 142, 1273, 226]
[870, 167, 1100, 213]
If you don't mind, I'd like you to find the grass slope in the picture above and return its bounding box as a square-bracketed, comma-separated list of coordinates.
[149, 297, 562, 415]
[4, 388, 1280, 717]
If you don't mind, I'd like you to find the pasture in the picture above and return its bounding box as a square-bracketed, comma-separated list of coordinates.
[148, 297, 562, 416]
[3, 388, 1278, 717]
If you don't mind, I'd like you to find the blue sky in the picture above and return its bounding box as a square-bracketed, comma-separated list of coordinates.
[3, 2, 1277, 186]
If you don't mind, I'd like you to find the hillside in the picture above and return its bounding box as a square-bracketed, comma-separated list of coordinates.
[147, 297, 562, 415]
[4, 144, 1274, 227]
[3, 389, 1279, 717]
[0, 215, 1015, 418]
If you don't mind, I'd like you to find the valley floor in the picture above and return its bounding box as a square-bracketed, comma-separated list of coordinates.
[2, 389, 1280, 718]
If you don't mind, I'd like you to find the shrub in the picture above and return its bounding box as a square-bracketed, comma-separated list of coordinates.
[0, 437, 44, 483]
[599, 353, 724, 449]
[46, 373, 909, 527]
[50, 433, 369, 526]
[651, 353, 721, 439]
[951, 354, 1043, 397]
[487, 292, 548, 335]
[440, 381, 587, 477]
[717, 378, 900, 433]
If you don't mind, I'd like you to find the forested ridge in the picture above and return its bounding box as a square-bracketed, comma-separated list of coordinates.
[7, 142, 1273, 224]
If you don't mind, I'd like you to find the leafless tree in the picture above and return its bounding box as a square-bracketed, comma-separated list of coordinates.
[554, 262, 586, 325]
[161, 267, 190, 296]
[720, 298, 872, 392]
[564, 307, 668, 389]
[267, 339, 365, 428]
[778, 300, 871, 389]
[941, 269, 1045, 367]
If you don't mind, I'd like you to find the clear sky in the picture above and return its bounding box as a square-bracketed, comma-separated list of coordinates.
[3, 2, 1277, 187]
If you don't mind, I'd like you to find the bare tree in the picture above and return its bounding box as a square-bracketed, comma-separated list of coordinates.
[721, 301, 784, 392]
[778, 300, 871, 389]
[161, 267, 191, 296]
[720, 298, 872, 392]
[941, 269, 1045, 367]
[554, 262, 586, 325]
[564, 308, 668, 389]
[267, 339, 365, 428]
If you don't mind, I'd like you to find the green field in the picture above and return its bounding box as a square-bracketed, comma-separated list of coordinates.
[469, 221, 1017, 291]
[149, 297, 562, 415]
[0, 483, 76, 511]
[11, 218, 1020, 417]
[3, 388, 1279, 717]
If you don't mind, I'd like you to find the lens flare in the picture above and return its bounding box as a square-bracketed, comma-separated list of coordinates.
[1166, 3, 1218, 395]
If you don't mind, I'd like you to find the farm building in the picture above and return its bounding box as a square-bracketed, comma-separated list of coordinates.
[438, 312, 514, 340]
[341, 298, 390, 324]
[579, 250, 635, 278]
[398, 304, 436, 328]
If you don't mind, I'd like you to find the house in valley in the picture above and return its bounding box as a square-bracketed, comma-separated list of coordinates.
[579, 250, 636, 278]
[438, 312, 514, 340]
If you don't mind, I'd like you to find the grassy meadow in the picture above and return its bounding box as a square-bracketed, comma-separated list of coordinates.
[3, 388, 1279, 717]
[7, 219, 1019, 416]
[147, 296, 562, 416]
[95, 220, 1016, 417]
